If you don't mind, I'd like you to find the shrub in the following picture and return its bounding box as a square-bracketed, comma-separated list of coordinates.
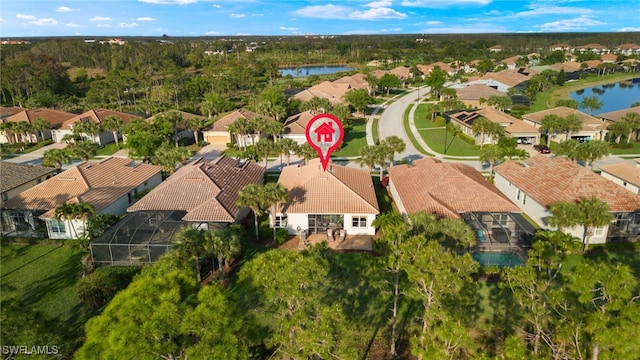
[77, 266, 141, 310]
[459, 132, 476, 145]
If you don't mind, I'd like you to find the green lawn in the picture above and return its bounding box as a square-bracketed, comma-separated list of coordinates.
[371, 116, 379, 144]
[333, 119, 367, 157]
[402, 104, 431, 156]
[414, 104, 441, 129]
[418, 128, 481, 157]
[96, 142, 121, 156]
[1, 240, 89, 357]
[610, 142, 640, 155]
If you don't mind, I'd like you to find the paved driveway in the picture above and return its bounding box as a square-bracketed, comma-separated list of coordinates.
[3, 142, 67, 166]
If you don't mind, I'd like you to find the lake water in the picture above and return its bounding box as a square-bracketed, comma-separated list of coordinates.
[279, 65, 356, 77]
[569, 78, 640, 115]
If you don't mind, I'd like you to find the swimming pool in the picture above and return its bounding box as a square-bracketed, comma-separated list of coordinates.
[472, 251, 525, 267]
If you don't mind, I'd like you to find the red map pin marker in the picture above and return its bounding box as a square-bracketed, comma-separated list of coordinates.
[305, 113, 344, 171]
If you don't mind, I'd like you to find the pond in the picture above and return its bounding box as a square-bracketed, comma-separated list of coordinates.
[279, 65, 356, 77]
[569, 78, 640, 115]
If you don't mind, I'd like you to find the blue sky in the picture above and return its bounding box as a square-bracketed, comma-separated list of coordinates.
[1, 0, 639, 37]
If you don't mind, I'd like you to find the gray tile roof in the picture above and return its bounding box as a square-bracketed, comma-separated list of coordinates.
[1, 161, 58, 193]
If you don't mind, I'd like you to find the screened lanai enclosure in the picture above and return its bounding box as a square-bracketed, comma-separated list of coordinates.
[90, 211, 188, 266]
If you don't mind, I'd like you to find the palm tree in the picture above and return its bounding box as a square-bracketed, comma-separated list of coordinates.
[578, 140, 610, 170]
[186, 116, 206, 145]
[575, 197, 612, 253]
[384, 135, 406, 166]
[621, 112, 640, 142]
[548, 202, 579, 233]
[253, 139, 274, 168]
[357, 145, 380, 173]
[173, 227, 206, 281]
[479, 144, 504, 178]
[296, 143, 317, 165]
[12, 121, 33, 144]
[278, 138, 299, 166]
[101, 115, 124, 147]
[607, 121, 631, 144]
[471, 117, 492, 149]
[53, 202, 95, 239]
[249, 117, 267, 145]
[264, 121, 285, 143]
[563, 114, 583, 141]
[72, 120, 101, 143]
[236, 183, 266, 241]
[539, 114, 563, 145]
[580, 96, 603, 115]
[71, 140, 98, 161]
[219, 226, 242, 268]
[32, 117, 51, 142]
[227, 118, 250, 150]
[200, 92, 230, 119]
[0, 122, 15, 144]
[75, 203, 96, 237]
[164, 111, 185, 147]
[55, 202, 80, 238]
[264, 182, 289, 243]
[42, 148, 71, 168]
[556, 139, 580, 161]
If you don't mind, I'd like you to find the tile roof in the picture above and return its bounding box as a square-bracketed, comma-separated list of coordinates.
[599, 162, 640, 188]
[60, 109, 142, 130]
[284, 110, 319, 135]
[333, 73, 369, 90]
[278, 159, 379, 214]
[208, 109, 274, 132]
[453, 84, 504, 100]
[1, 161, 58, 193]
[4, 108, 76, 129]
[388, 157, 520, 219]
[523, 107, 608, 132]
[548, 61, 583, 72]
[448, 108, 539, 135]
[494, 155, 640, 212]
[2, 157, 162, 218]
[0, 106, 28, 119]
[479, 68, 537, 87]
[128, 155, 265, 222]
[598, 106, 640, 123]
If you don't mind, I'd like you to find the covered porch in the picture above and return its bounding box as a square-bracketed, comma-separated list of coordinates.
[280, 233, 373, 251]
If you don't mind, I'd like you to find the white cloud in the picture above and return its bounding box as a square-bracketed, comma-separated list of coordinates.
[426, 20, 442, 25]
[367, 0, 393, 7]
[293, 5, 352, 19]
[213, 4, 222, 8]
[513, 5, 593, 18]
[538, 16, 605, 31]
[0, 18, 4, 22]
[120, 22, 139, 28]
[90, 16, 112, 21]
[29, 18, 58, 26]
[56, 6, 74, 12]
[139, 0, 196, 4]
[66, 22, 80, 27]
[17, 14, 37, 20]
[206, 30, 221, 35]
[617, 26, 640, 32]
[349, 7, 407, 19]
[137, 16, 156, 21]
[420, 23, 507, 33]
[279, 26, 299, 31]
[230, 13, 246, 18]
[402, 0, 491, 7]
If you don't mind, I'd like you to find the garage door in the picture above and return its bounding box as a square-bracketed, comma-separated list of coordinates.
[206, 135, 228, 145]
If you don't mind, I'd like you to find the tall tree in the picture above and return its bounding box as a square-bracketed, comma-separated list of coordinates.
[471, 117, 493, 148]
[173, 227, 206, 280]
[200, 91, 231, 119]
[236, 183, 266, 241]
[575, 196, 613, 253]
[42, 148, 71, 168]
[71, 140, 98, 161]
[32, 117, 51, 142]
[295, 142, 317, 165]
[277, 138, 299, 166]
[72, 120, 101, 143]
[343, 88, 373, 117]
[580, 96, 603, 115]
[384, 135, 406, 165]
[539, 114, 563, 145]
[479, 144, 505, 178]
[100, 115, 124, 147]
[563, 114, 583, 141]
[186, 116, 206, 144]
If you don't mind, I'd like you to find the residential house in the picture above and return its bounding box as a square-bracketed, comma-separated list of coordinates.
[575, 43, 609, 54]
[601, 53, 618, 63]
[447, 107, 541, 145]
[0, 106, 27, 120]
[522, 107, 609, 143]
[597, 106, 640, 124]
[128, 155, 265, 229]
[1, 161, 59, 205]
[417, 62, 458, 77]
[466, 67, 537, 93]
[614, 43, 640, 56]
[274, 159, 379, 245]
[53, 109, 140, 145]
[494, 155, 640, 243]
[201, 108, 275, 147]
[549, 43, 573, 52]
[293, 81, 352, 106]
[500, 55, 521, 70]
[1, 157, 162, 239]
[282, 110, 319, 145]
[387, 157, 534, 250]
[2, 108, 75, 144]
[451, 84, 505, 108]
[333, 73, 370, 92]
[489, 45, 503, 52]
[598, 159, 640, 195]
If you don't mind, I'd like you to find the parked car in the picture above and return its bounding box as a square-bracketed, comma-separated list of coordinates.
[533, 144, 551, 154]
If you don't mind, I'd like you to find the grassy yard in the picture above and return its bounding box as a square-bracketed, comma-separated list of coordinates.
[333, 119, 367, 157]
[402, 104, 431, 156]
[610, 142, 640, 155]
[96, 142, 121, 156]
[1, 240, 89, 357]
[414, 104, 441, 129]
[418, 128, 481, 157]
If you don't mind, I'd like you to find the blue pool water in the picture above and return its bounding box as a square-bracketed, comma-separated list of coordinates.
[472, 251, 525, 267]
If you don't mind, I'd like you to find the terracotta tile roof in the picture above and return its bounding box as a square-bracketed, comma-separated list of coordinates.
[549, 61, 583, 72]
[284, 110, 318, 135]
[333, 73, 369, 90]
[501, 55, 520, 65]
[60, 109, 142, 130]
[601, 53, 618, 62]
[278, 159, 379, 214]
[494, 155, 640, 212]
[615, 43, 640, 50]
[388, 158, 520, 219]
[4, 108, 75, 129]
[479, 68, 537, 87]
[128, 155, 265, 222]
[598, 106, 640, 123]
[581, 60, 602, 69]
[208, 108, 274, 131]
[1, 161, 58, 193]
[448, 108, 539, 135]
[453, 84, 504, 100]
[599, 162, 640, 188]
[523, 107, 608, 132]
[0, 106, 28, 118]
[2, 157, 162, 218]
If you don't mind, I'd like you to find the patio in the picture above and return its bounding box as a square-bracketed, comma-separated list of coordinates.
[280, 233, 373, 251]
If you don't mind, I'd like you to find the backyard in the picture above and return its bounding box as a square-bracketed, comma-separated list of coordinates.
[414, 104, 481, 157]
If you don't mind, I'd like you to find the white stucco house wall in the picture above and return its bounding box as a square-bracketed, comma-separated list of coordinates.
[598, 160, 640, 195]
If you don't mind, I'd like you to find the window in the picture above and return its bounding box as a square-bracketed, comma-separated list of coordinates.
[1, 192, 7, 202]
[275, 215, 287, 227]
[522, 194, 527, 205]
[49, 219, 66, 233]
[352, 216, 367, 228]
[492, 214, 508, 226]
[594, 227, 606, 237]
[516, 189, 521, 201]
